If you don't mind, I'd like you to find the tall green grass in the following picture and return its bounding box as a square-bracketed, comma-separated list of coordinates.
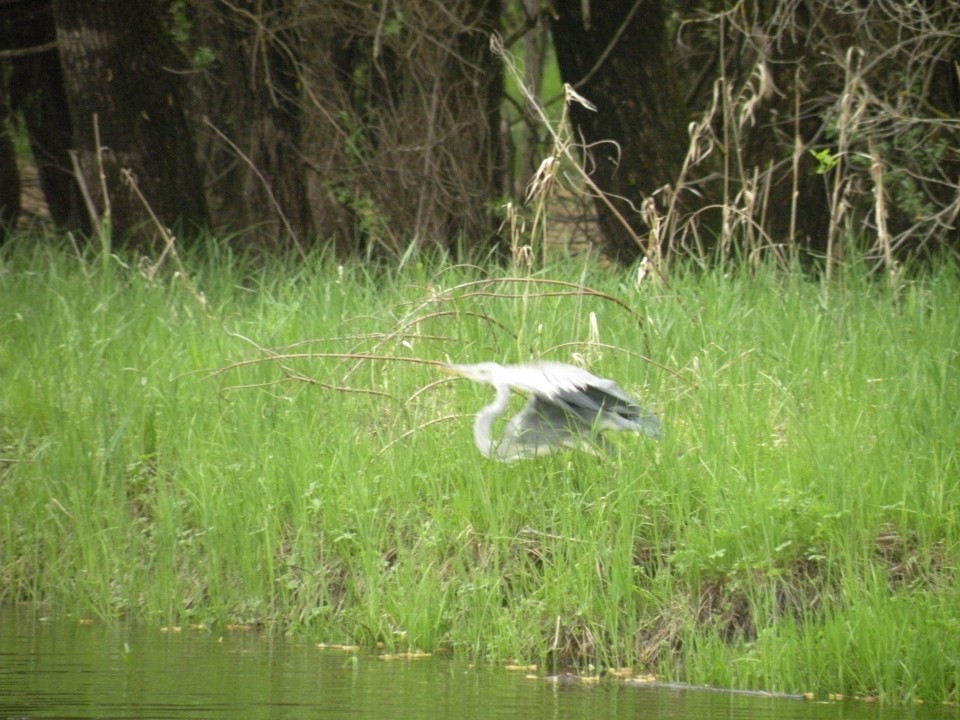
[1, 240, 958, 704]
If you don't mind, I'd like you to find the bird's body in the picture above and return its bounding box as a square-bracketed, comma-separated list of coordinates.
[443, 361, 662, 461]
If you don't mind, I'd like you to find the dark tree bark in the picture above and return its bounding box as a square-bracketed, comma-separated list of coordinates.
[10, 47, 89, 232]
[186, 0, 317, 253]
[3, 0, 88, 233]
[551, 0, 689, 262]
[298, 25, 359, 256]
[710, 1, 832, 255]
[300, 0, 503, 257]
[0, 95, 20, 240]
[51, 0, 207, 246]
[0, 1, 25, 240]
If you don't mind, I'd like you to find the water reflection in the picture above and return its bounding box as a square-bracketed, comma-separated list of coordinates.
[0, 608, 951, 720]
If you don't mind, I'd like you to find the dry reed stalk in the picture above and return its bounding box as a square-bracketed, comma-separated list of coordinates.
[789, 67, 802, 248]
[493, 34, 672, 278]
[69, 113, 111, 241]
[868, 139, 897, 288]
[827, 47, 876, 281]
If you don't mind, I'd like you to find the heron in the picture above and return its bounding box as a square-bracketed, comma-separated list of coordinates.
[442, 361, 662, 462]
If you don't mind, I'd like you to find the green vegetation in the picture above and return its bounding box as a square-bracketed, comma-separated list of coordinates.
[1, 240, 958, 704]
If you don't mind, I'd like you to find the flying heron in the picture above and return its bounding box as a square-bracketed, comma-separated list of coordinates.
[442, 361, 662, 462]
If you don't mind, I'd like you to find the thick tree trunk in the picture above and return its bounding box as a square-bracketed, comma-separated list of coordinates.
[551, 0, 689, 262]
[11, 47, 88, 232]
[1, 0, 87, 235]
[0, 97, 20, 240]
[51, 0, 207, 247]
[0, 2, 90, 233]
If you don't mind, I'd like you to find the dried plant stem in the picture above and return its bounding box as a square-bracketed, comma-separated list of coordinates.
[868, 139, 896, 287]
[826, 48, 865, 282]
[789, 67, 802, 247]
[69, 113, 111, 242]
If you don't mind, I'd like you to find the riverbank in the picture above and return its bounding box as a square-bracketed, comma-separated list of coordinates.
[1, 240, 957, 704]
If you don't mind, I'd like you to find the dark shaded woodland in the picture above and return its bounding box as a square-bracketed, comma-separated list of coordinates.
[1, 0, 958, 265]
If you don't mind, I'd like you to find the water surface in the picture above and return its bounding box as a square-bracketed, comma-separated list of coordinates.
[0, 608, 951, 719]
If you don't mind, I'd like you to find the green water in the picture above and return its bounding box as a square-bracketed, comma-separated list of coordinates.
[0, 608, 952, 720]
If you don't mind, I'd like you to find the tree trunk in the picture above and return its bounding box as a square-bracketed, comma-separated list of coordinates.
[551, 0, 689, 262]
[3, 0, 88, 233]
[0, 96, 20, 240]
[729, 1, 832, 256]
[186, 0, 318, 254]
[313, 0, 503, 256]
[51, 0, 208, 247]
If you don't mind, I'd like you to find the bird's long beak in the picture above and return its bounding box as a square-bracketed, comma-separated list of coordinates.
[439, 364, 466, 377]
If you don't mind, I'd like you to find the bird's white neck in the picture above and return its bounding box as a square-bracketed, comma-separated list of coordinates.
[474, 383, 512, 459]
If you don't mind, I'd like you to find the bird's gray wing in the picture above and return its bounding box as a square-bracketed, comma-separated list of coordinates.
[496, 394, 600, 460]
[549, 380, 663, 438]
